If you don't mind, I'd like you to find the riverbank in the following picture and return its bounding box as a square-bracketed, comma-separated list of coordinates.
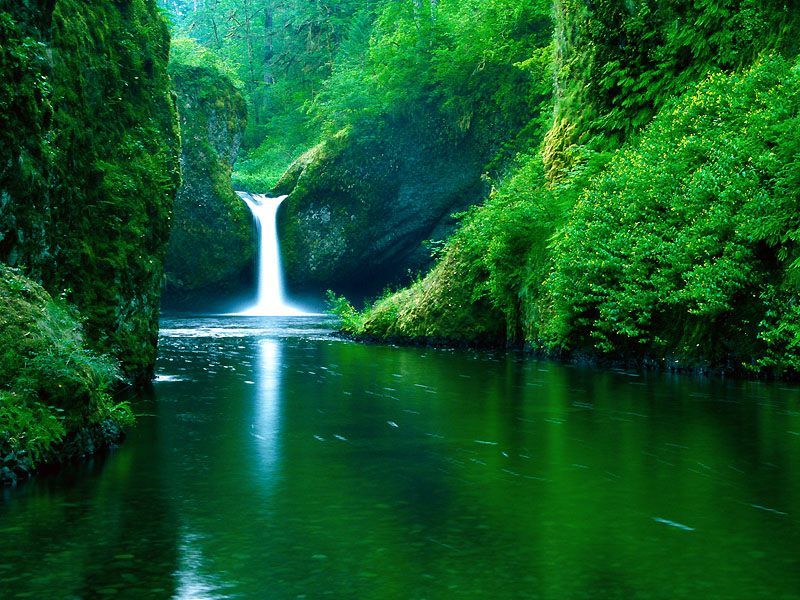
[1, 420, 126, 487]
[340, 329, 800, 383]
[0, 267, 133, 487]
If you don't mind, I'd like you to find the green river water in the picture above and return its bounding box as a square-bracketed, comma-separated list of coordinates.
[1, 316, 799, 599]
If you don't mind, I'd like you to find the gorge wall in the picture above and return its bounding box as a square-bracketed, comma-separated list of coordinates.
[0, 0, 180, 482]
[0, 0, 181, 383]
[163, 55, 252, 307]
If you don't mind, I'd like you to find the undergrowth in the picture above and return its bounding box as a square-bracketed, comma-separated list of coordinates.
[0, 266, 132, 484]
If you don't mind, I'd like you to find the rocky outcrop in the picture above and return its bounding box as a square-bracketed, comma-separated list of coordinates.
[0, 0, 181, 383]
[0, 265, 130, 486]
[164, 59, 251, 305]
[544, 0, 800, 179]
[274, 122, 486, 295]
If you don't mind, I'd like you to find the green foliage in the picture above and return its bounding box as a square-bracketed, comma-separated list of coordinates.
[755, 286, 800, 373]
[0, 0, 182, 382]
[0, 392, 65, 473]
[170, 36, 242, 85]
[545, 0, 800, 178]
[353, 152, 587, 344]
[351, 142, 614, 344]
[162, 0, 553, 190]
[543, 56, 800, 373]
[163, 0, 372, 191]
[307, 0, 553, 164]
[544, 0, 800, 178]
[0, 266, 131, 482]
[359, 240, 506, 343]
[351, 52, 800, 376]
[233, 105, 320, 191]
[325, 291, 364, 335]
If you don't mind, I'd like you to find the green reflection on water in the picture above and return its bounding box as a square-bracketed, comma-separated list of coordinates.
[1, 317, 799, 599]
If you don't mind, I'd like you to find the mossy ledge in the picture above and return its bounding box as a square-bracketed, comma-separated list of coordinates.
[0, 267, 132, 486]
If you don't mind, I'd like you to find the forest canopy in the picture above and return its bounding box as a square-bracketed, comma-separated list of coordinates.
[161, 0, 553, 189]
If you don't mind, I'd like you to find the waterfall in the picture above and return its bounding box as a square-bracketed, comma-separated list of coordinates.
[236, 192, 305, 316]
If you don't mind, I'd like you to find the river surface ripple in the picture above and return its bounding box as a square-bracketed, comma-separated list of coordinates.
[1, 316, 799, 599]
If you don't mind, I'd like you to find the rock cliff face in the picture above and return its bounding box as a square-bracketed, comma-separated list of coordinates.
[543, 0, 800, 179]
[0, 0, 181, 383]
[164, 60, 251, 306]
[274, 122, 486, 296]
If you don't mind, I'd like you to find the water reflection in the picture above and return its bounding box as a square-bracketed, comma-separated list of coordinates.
[252, 338, 282, 477]
[0, 317, 798, 599]
[175, 530, 229, 600]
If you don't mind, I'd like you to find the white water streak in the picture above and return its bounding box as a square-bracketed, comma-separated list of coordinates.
[235, 192, 306, 316]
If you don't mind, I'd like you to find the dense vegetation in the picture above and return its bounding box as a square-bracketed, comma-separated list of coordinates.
[161, 0, 800, 376]
[543, 57, 800, 372]
[353, 56, 800, 374]
[0, 266, 132, 485]
[1, 0, 179, 482]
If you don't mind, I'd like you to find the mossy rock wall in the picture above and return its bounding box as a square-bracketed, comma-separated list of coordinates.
[544, 0, 800, 179]
[0, 0, 181, 383]
[275, 120, 486, 295]
[347, 1, 800, 378]
[164, 61, 251, 304]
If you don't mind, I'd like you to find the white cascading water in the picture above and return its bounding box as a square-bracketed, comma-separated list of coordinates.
[236, 192, 305, 316]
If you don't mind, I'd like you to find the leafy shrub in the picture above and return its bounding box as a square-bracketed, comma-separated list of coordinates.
[326, 290, 365, 335]
[0, 391, 65, 479]
[0, 266, 131, 481]
[543, 56, 800, 372]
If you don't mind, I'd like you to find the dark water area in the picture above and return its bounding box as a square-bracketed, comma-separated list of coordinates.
[2, 316, 799, 599]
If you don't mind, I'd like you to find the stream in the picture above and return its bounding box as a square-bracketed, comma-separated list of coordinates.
[1, 315, 799, 598]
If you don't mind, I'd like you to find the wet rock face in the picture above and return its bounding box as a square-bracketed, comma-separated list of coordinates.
[276, 123, 486, 296]
[0, 0, 181, 382]
[163, 61, 252, 305]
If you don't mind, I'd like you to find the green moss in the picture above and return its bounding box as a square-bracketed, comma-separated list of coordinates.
[359, 241, 506, 344]
[164, 48, 251, 298]
[0, 0, 181, 382]
[277, 126, 401, 290]
[0, 266, 132, 485]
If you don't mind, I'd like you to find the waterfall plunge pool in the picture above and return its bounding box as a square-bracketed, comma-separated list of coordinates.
[1, 314, 799, 598]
